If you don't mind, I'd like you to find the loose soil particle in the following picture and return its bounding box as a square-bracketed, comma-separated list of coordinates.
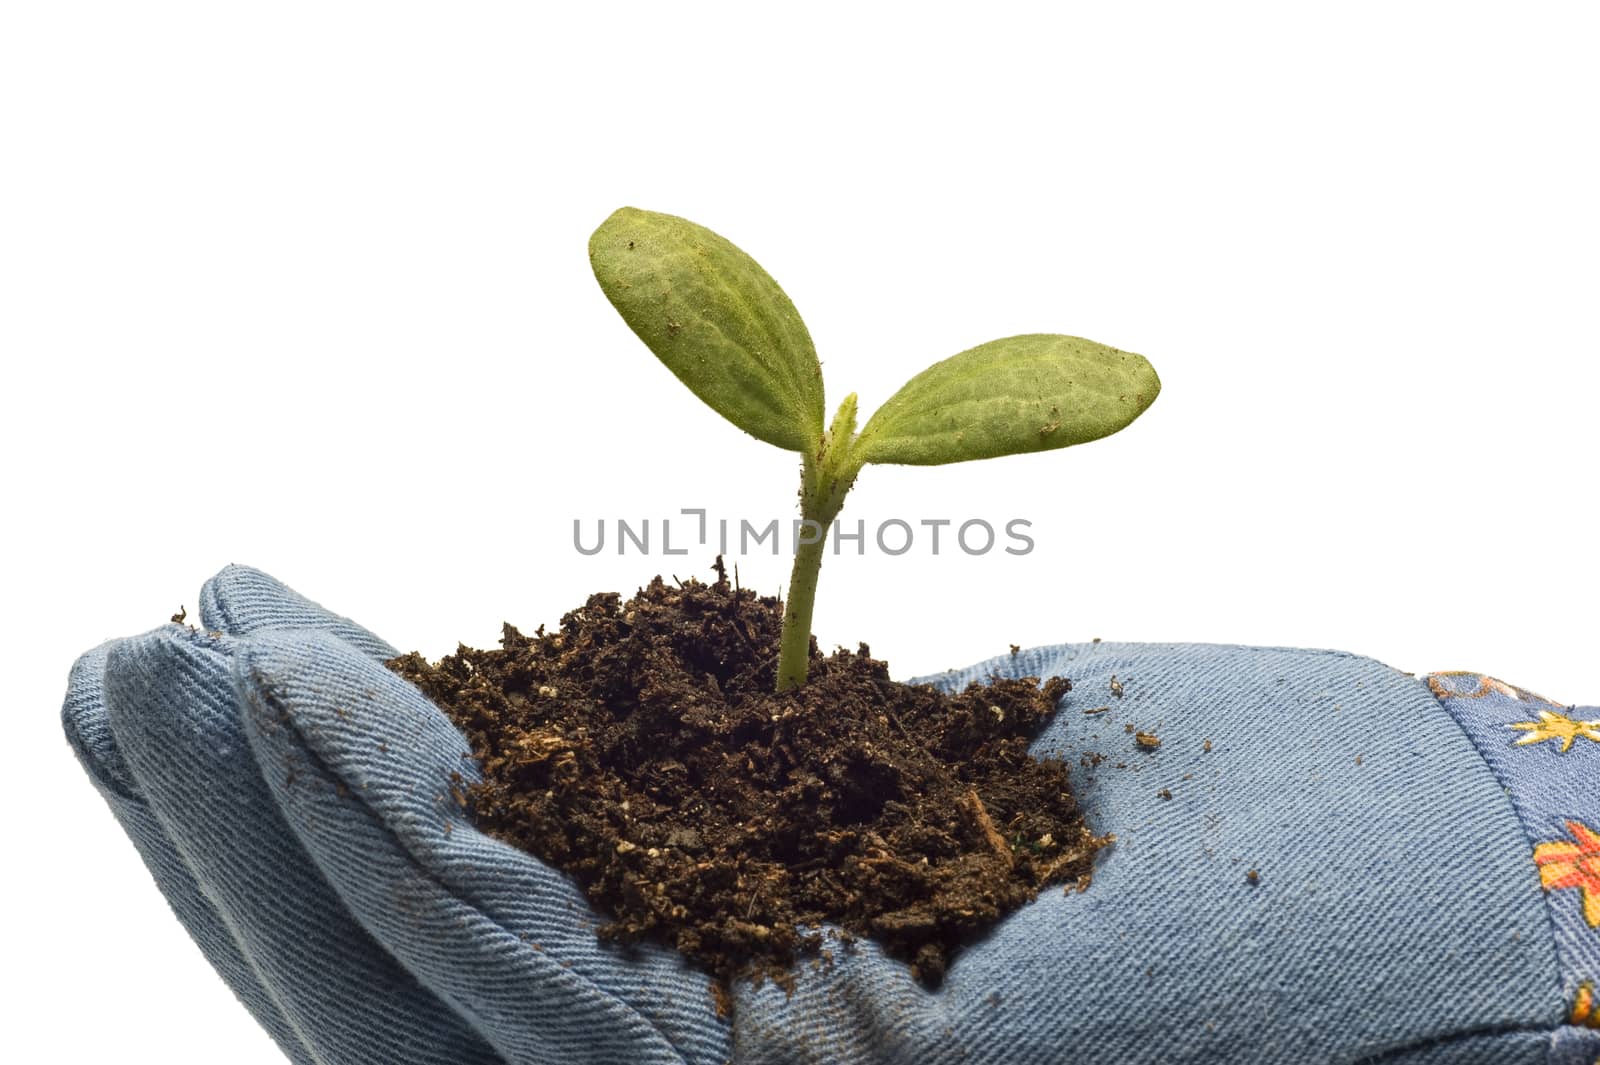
[388, 563, 1109, 994]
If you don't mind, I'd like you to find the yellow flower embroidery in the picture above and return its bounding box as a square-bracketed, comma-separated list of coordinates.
[1534, 821, 1600, 929]
[1509, 709, 1600, 753]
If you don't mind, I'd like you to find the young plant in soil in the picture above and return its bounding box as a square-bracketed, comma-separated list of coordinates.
[588, 207, 1160, 690]
[389, 210, 1162, 996]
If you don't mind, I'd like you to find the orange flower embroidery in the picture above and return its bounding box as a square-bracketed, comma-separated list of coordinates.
[1534, 821, 1600, 929]
[1574, 981, 1598, 1029]
[1428, 673, 1524, 701]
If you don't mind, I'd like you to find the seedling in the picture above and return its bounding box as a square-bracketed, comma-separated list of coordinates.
[590, 207, 1159, 691]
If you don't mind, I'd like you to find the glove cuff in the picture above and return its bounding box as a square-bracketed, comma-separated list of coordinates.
[1427, 672, 1600, 1058]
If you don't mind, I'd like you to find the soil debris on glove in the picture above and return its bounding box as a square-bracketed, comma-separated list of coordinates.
[388, 562, 1108, 993]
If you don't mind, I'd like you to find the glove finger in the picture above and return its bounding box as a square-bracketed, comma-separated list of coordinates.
[199, 564, 396, 661]
[63, 641, 315, 1064]
[237, 629, 727, 1065]
[104, 625, 505, 1065]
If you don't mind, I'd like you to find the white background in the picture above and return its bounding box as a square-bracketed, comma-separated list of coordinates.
[4, 3, 1597, 1061]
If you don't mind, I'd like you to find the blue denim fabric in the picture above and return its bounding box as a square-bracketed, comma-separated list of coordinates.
[61, 567, 1595, 1064]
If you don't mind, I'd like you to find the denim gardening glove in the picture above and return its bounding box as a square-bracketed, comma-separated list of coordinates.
[63, 567, 1600, 1065]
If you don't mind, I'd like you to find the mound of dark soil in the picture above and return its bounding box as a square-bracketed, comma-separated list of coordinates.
[387, 561, 1107, 998]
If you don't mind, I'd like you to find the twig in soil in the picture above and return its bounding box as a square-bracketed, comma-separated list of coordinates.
[729, 617, 760, 657]
[961, 789, 1014, 869]
[885, 709, 918, 746]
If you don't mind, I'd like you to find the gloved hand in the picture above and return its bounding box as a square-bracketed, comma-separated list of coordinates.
[63, 566, 1600, 1065]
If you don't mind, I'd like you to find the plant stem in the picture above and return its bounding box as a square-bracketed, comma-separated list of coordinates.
[776, 395, 860, 692]
[776, 523, 825, 691]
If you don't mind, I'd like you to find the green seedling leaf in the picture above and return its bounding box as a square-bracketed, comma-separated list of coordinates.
[854, 334, 1160, 466]
[589, 207, 825, 452]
